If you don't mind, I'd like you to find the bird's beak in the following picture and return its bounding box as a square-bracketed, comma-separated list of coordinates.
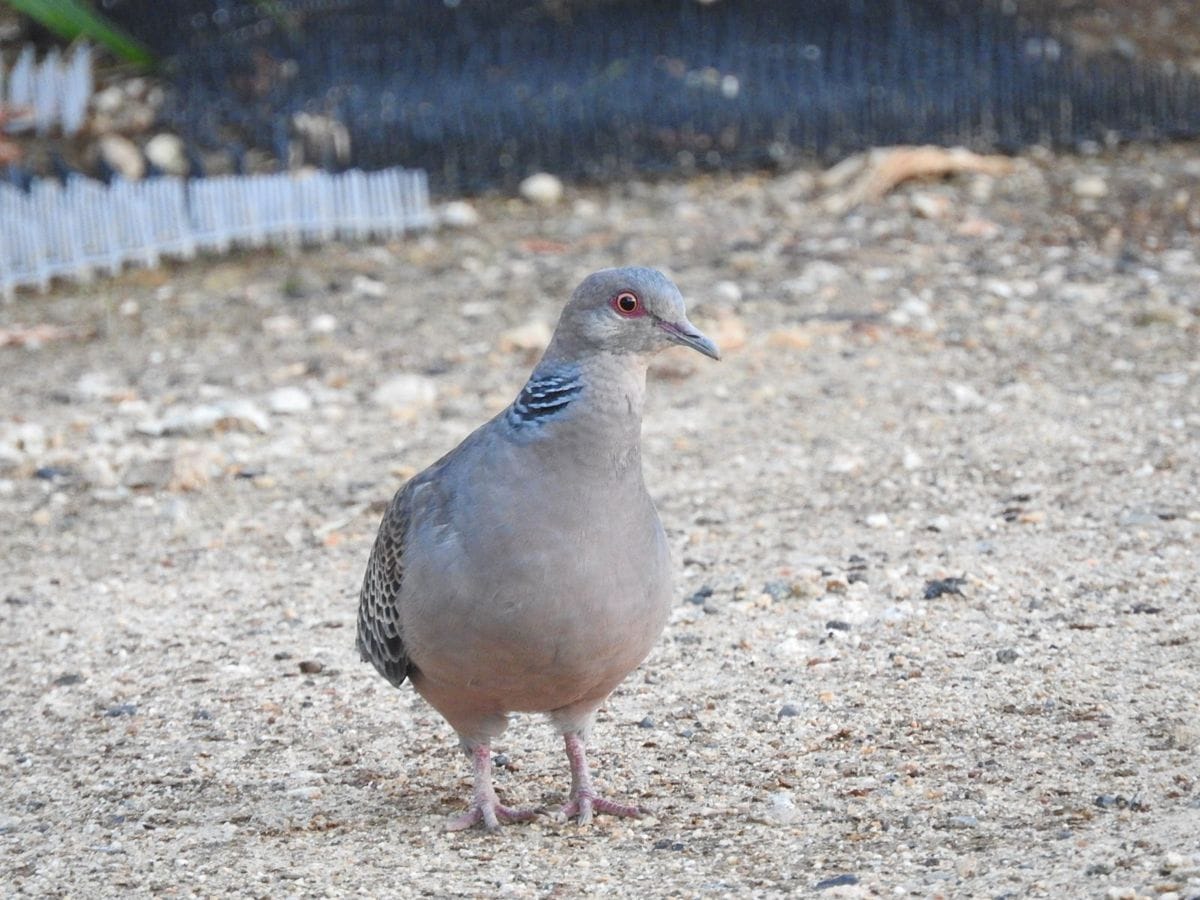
[657, 318, 721, 360]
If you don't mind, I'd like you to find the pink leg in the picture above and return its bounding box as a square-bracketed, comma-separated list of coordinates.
[558, 732, 643, 825]
[445, 745, 539, 832]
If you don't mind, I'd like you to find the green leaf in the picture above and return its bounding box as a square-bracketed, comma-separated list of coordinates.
[5, 0, 156, 67]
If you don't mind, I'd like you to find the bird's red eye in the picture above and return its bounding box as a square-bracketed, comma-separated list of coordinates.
[612, 292, 641, 316]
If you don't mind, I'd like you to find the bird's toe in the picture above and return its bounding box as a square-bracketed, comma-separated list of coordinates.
[446, 800, 539, 832]
[558, 790, 642, 825]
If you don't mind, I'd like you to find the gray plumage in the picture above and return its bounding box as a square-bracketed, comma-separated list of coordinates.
[356, 266, 719, 830]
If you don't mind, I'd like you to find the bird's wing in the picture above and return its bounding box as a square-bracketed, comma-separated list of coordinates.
[357, 478, 418, 687]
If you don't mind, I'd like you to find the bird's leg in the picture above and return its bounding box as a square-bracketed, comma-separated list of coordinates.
[445, 744, 539, 832]
[558, 732, 643, 825]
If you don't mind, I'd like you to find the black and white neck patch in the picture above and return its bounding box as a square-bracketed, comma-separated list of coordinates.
[507, 368, 584, 429]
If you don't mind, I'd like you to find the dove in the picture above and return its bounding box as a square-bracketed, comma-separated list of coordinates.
[357, 266, 719, 829]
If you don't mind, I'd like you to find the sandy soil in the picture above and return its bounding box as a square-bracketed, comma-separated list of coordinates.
[2, 144, 1199, 898]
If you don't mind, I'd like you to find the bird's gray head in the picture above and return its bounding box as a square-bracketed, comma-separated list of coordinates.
[547, 267, 721, 362]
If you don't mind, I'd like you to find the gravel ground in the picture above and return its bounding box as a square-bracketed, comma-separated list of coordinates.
[2, 144, 1200, 898]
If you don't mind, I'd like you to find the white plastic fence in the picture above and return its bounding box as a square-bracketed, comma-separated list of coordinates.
[0, 168, 432, 299]
[2, 44, 93, 136]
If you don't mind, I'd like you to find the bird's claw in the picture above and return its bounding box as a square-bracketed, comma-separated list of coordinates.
[557, 790, 643, 826]
[445, 800, 539, 832]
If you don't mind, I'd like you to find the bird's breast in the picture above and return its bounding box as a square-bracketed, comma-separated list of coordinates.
[401, 471, 672, 709]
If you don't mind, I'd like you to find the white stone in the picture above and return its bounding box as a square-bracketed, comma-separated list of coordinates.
[10, 422, 47, 455]
[74, 372, 119, 402]
[865, 512, 891, 529]
[910, 191, 949, 219]
[351, 275, 387, 299]
[92, 86, 124, 114]
[1072, 175, 1109, 199]
[307, 314, 338, 334]
[268, 387, 312, 415]
[145, 133, 189, 177]
[500, 320, 553, 353]
[218, 400, 271, 433]
[440, 201, 480, 228]
[262, 315, 299, 336]
[153, 399, 271, 436]
[97, 134, 144, 181]
[713, 280, 743, 303]
[371, 374, 438, 412]
[519, 172, 564, 206]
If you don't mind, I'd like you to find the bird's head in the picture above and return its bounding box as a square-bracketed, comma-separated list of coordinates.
[550, 267, 721, 361]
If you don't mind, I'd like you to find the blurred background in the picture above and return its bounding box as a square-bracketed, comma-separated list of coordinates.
[4, 0, 1200, 192]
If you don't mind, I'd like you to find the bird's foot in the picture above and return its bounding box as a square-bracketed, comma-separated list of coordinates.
[557, 789, 643, 826]
[445, 799, 539, 832]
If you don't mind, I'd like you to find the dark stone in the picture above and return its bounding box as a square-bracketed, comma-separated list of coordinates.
[815, 874, 859, 890]
[104, 703, 137, 717]
[52, 673, 84, 686]
[298, 660, 324, 674]
[637, 716, 655, 729]
[825, 620, 851, 631]
[686, 585, 714, 605]
[924, 577, 967, 600]
[777, 703, 801, 720]
[762, 580, 791, 601]
[652, 839, 685, 851]
[34, 466, 74, 481]
[995, 648, 1019, 664]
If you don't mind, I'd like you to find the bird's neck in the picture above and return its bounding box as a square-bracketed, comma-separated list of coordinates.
[507, 353, 649, 476]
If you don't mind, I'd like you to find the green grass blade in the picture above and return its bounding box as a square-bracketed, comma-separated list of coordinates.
[5, 0, 156, 67]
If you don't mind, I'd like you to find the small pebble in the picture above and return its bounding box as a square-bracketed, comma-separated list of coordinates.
[995, 648, 1019, 664]
[144, 133, 189, 177]
[637, 716, 655, 729]
[441, 201, 480, 228]
[298, 660, 324, 674]
[761, 580, 791, 601]
[1072, 175, 1109, 199]
[104, 703, 137, 717]
[519, 172, 564, 206]
[924, 577, 967, 600]
[351, 275, 387, 299]
[713, 280, 743, 303]
[97, 134, 145, 181]
[308, 314, 338, 334]
[371, 373, 438, 412]
[777, 703, 801, 720]
[499, 320, 553, 353]
[815, 874, 859, 890]
[268, 386, 313, 415]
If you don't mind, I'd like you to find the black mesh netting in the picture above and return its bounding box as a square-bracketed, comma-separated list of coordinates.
[98, 0, 1200, 193]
